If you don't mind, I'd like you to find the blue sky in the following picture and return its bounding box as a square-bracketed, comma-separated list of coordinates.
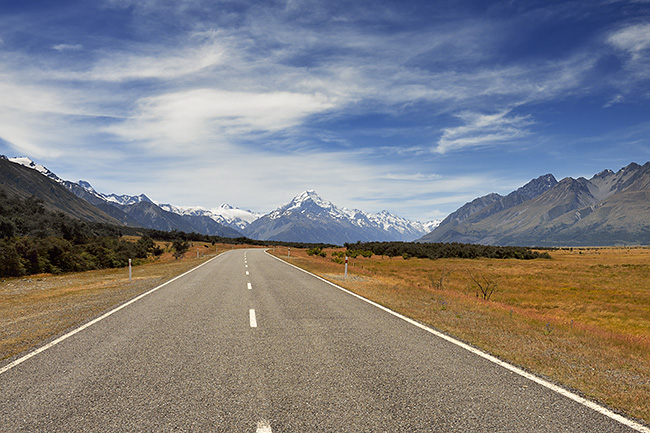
[1, 0, 650, 221]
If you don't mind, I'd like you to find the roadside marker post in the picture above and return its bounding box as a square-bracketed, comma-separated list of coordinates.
[344, 256, 348, 278]
[128, 259, 132, 282]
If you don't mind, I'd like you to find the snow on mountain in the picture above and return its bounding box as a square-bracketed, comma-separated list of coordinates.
[8, 156, 62, 182]
[159, 203, 262, 231]
[367, 210, 441, 237]
[245, 190, 439, 244]
[104, 193, 153, 206]
[73, 179, 152, 206]
[268, 190, 349, 221]
[211, 204, 262, 230]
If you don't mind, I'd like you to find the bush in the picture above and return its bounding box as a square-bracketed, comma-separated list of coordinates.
[307, 247, 327, 257]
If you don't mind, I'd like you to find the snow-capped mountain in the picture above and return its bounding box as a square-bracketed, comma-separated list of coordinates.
[8, 158, 153, 206]
[6, 157, 440, 243]
[244, 190, 440, 245]
[8, 156, 62, 182]
[158, 203, 261, 232]
[367, 210, 440, 239]
[74, 180, 153, 206]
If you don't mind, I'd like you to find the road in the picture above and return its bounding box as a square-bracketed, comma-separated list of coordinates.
[0, 248, 646, 432]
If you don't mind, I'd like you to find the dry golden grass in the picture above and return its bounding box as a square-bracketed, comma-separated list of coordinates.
[0, 241, 257, 362]
[272, 246, 650, 425]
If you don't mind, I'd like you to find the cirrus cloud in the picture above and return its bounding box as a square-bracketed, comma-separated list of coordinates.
[434, 110, 534, 154]
[106, 88, 337, 148]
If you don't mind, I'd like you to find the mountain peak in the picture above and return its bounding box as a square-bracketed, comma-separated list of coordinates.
[294, 190, 321, 202]
[78, 180, 97, 193]
[284, 190, 335, 212]
[513, 173, 557, 200]
[104, 193, 153, 206]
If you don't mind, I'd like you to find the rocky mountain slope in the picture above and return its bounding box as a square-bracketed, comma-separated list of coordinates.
[420, 162, 650, 246]
[0, 157, 123, 225]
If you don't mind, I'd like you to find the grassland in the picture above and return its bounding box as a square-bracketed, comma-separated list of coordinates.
[271, 246, 650, 426]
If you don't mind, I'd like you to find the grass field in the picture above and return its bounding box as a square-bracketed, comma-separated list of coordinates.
[271, 246, 650, 426]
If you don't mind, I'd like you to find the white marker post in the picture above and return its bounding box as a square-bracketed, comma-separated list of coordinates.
[288, 247, 291, 258]
[128, 259, 132, 282]
[344, 256, 348, 279]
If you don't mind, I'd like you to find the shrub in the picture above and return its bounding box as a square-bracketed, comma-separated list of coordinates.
[307, 247, 327, 257]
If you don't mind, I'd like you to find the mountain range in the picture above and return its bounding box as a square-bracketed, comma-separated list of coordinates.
[245, 190, 438, 245]
[420, 162, 650, 246]
[1, 156, 439, 244]
[6, 155, 650, 246]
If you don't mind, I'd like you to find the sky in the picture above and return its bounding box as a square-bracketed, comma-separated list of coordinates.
[1, 0, 650, 221]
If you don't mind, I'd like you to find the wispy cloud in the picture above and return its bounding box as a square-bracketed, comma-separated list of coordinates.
[86, 40, 226, 82]
[608, 22, 650, 59]
[434, 110, 534, 154]
[106, 88, 336, 149]
[52, 44, 83, 51]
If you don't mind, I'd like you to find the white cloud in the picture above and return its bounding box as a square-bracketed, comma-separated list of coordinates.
[87, 40, 225, 81]
[106, 88, 337, 147]
[434, 110, 533, 154]
[607, 22, 650, 81]
[608, 22, 650, 58]
[52, 44, 83, 51]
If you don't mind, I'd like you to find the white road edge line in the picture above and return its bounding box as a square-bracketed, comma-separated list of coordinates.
[249, 309, 257, 328]
[266, 250, 650, 433]
[0, 253, 227, 376]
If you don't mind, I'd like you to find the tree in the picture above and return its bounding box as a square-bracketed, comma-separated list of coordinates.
[172, 239, 190, 259]
[469, 272, 498, 300]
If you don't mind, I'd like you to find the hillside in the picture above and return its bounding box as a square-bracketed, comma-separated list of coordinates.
[420, 162, 650, 246]
[0, 157, 124, 226]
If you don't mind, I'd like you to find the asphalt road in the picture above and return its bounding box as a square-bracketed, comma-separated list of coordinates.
[0, 248, 646, 432]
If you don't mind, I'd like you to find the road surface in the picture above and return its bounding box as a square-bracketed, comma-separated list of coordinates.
[1, 249, 646, 432]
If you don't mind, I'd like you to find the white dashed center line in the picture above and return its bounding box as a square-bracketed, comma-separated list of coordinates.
[256, 419, 272, 432]
[249, 309, 257, 328]
[246, 271, 250, 276]
[247, 282, 252, 290]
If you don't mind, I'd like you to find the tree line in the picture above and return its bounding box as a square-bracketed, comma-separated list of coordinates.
[344, 241, 551, 260]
